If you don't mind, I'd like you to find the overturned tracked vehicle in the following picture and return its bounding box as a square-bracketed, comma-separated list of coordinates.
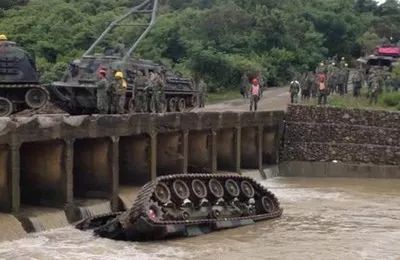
[0, 40, 49, 116]
[49, 0, 199, 115]
[77, 174, 283, 241]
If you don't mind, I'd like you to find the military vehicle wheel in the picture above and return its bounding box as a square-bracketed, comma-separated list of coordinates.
[260, 196, 275, 214]
[25, 88, 49, 109]
[172, 179, 190, 200]
[208, 179, 224, 198]
[177, 98, 186, 112]
[168, 98, 177, 112]
[0, 98, 13, 117]
[191, 179, 208, 199]
[154, 182, 171, 204]
[225, 179, 240, 198]
[147, 202, 163, 221]
[240, 180, 255, 198]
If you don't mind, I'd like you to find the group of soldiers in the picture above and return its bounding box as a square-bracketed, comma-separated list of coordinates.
[290, 56, 399, 106]
[96, 68, 165, 114]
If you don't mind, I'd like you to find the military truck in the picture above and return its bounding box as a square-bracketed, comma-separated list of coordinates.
[49, 0, 200, 115]
[0, 39, 49, 116]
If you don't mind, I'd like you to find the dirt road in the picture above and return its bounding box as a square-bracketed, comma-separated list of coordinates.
[197, 87, 290, 112]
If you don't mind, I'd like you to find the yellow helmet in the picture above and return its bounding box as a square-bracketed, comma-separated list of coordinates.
[115, 71, 124, 79]
[0, 34, 7, 41]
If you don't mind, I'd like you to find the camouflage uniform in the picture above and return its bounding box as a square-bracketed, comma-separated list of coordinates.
[327, 68, 337, 94]
[96, 77, 110, 114]
[240, 75, 248, 99]
[336, 69, 347, 96]
[369, 78, 382, 104]
[302, 72, 313, 100]
[146, 72, 165, 113]
[352, 70, 363, 97]
[111, 78, 126, 114]
[289, 80, 300, 104]
[199, 80, 207, 107]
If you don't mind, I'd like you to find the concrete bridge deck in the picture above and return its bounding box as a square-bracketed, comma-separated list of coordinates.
[0, 111, 284, 233]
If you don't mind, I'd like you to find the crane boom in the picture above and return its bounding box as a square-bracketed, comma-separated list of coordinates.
[82, 0, 159, 63]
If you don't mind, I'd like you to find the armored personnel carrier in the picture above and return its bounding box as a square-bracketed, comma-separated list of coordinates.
[0, 39, 49, 116]
[49, 0, 199, 115]
[76, 174, 283, 241]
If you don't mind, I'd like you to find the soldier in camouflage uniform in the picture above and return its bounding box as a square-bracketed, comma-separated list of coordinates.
[301, 72, 313, 100]
[336, 68, 347, 96]
[352, 69, 363, 97]
[289, 79, 300, 103]
[369, 77, 383, 104]
[327, 63, 337, 94]
[96, 69, 110, 114]
[145, 71, 165, 113]
[240, 74, 249, 99]
[199, 79, 207, 107]
[110, 71, 127, 114]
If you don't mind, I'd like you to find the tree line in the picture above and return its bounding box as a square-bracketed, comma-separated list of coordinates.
[0, 0, 399, 91]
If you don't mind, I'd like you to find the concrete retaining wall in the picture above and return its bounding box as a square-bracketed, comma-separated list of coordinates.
[282, 105, 400, 177]
[0, 111, 284, 214]
[283, 105, 400, 165]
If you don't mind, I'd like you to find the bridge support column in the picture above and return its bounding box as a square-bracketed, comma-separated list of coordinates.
[62, 139, 74, 205]
[150, 132, 157, 180]
[110, 137, 119, 211]
[10, 144, 20, 213]
[257, 126, 264, 177]
[235, 127, 241, 174]
[211, 130, 217, 173]
[182, 131, 189, 174]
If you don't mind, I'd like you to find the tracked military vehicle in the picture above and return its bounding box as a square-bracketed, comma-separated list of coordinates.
[0, 39, 49, 116]
[49, 0, 199, 115]
[76, 174, 283, 241]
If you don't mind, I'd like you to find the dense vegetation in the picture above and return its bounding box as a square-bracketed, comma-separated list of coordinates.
[1, 0, 400, 90]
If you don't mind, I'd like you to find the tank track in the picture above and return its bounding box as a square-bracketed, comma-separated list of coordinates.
[78, 174, 282, 241]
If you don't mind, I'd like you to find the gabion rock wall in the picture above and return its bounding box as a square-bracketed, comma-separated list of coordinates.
[284, 105, 400, 165]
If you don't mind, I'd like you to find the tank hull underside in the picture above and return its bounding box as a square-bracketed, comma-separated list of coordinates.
[76, 174, 283, 241]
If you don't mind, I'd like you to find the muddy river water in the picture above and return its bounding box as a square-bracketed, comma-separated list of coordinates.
[0, 177, 399, 260]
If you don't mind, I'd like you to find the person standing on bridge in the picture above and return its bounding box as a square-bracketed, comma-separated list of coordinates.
[289, 79, 300, 104]
[96, 68, 110, 114]
[250, 78, 261, 111]
[317, 72, 328, 105]
[111, 71, 127, 114]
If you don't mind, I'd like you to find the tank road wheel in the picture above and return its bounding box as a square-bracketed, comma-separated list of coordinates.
[25, 88, 49, 109]
[168, 98, 177, 112]
[177, 98, 186, 112]
[172, 179, 190, 200]
[147, 202, 163, 222]
[225, 179, 240, 198]
[0, 98, 13, 117]
[191, 179, 208, 199]
[208, 179, 224, 198]
[259, 196, 276, 214]
[240, 180, 255, 199]
[154, 182, 171, 204]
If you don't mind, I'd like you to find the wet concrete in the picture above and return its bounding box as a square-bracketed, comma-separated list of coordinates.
[0, 177, 399, 260]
